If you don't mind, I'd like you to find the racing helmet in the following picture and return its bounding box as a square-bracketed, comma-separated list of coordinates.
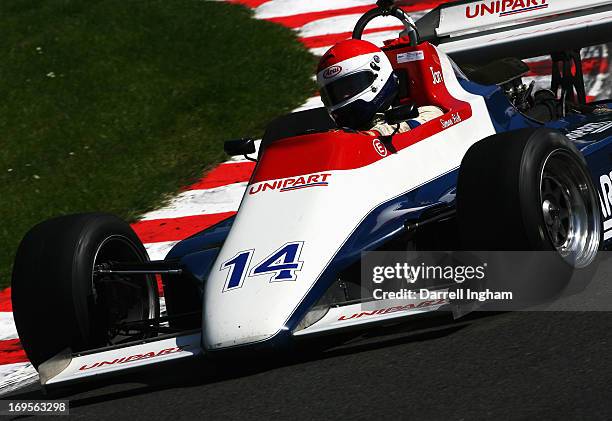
[317, 39, 398, 129]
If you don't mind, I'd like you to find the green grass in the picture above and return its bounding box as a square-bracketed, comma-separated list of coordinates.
[0, 0, 317, 287]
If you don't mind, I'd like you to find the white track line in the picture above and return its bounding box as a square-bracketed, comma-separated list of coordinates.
[590, 72, 612, 100]
[520, 74, 610, 100]
[227, 139, 262, 163]
[294, 96, 324, 112]
[299, 12, 428, 38]
[145, 241, 181, 261]
[255, 0, 377, 19]
[308, 29, 406, 56]
[0, 363, 38, 397]
[140, 183, 247, 221]
[0, 313, 18, 341]
[299, 14, 398, 38]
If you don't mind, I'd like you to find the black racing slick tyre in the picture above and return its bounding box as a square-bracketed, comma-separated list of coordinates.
[457, 128, 601, 302]
[11, 213, 159, 369]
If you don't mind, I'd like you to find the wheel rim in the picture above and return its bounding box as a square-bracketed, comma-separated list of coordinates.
[539, 149, 601, 268]
[91, 235, 157, 345]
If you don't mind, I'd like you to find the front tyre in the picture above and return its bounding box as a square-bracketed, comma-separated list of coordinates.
[11, 213, 159, 368]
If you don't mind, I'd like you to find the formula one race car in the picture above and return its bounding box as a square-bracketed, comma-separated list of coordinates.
[10, 0, 612, 387]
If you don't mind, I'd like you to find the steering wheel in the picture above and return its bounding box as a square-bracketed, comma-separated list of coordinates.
[352, 4, 419, 46]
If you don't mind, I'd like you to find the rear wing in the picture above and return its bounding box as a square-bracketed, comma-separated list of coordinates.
[416, 0, 612, 63]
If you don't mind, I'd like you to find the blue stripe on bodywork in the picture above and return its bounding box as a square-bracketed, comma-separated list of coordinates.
[282, 169, 459, 333]
[164, 215, 235, 288]
[458, 79, 541, 133]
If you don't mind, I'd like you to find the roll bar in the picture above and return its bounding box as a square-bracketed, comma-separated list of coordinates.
[352, 0, 420, 46]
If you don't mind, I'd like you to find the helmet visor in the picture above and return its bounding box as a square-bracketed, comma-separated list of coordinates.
[320, 71, 376, 107]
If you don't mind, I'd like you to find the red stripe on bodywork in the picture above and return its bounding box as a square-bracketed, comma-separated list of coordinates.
[0, 340, 28, 365]
[185, 162, 255, 191]
[0, 288, 11, 312]
[301, 26, 405, 49]
[252, 131, 385, 183]
[132, 212, 237, 244]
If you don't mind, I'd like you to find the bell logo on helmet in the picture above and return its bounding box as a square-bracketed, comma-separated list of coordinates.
[323, 65, 342, 79]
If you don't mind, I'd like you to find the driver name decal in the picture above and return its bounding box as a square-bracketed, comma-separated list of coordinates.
[430, 67, 443, 85]
[249, 173, 331, 195]
[440, 112, 462, 129]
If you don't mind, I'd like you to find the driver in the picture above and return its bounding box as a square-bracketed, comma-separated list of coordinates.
[317, 39, 443, 136]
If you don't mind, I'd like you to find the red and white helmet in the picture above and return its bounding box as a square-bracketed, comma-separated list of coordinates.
[317, 39, 398, 129]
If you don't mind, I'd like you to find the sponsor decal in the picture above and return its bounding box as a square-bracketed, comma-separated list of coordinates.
[566, 122, 612, 141]
[373, 138, 388, 157]
[440, 112, 462, 129]
[430, 66, 443, 85]
[78, 346, 188, 371]
[337, 298, 448, 321]
[249, 173, 331, 195]
[466, 0, 549, 19]
[323, 65, 342, 79]
[397, 51, 424, 64]
[598, 170, 612, 241]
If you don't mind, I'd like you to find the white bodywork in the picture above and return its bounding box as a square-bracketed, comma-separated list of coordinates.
[201, 47, 497, 350]
[426, 0, 612, 58]
[439, 7, 612, 55]
[294, 296, 450, 337]
[42, 333, 201, 385]
[438, 0, 612, 38]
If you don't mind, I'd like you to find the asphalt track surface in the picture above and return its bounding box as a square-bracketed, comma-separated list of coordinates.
[6, 309, 612, 420]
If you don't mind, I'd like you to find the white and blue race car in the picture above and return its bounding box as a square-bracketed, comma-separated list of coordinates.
[10, 0, 612, 387]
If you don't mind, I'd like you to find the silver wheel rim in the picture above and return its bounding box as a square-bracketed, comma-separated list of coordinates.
[540, 149, 601, 268]
[91, 235, 157, 345]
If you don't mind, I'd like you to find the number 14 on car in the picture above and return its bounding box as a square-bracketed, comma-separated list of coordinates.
[220, 242, 305, 292]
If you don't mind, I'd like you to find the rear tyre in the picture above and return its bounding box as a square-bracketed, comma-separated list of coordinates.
[11, 213, 159, 368]
[457, 128, 601, 301]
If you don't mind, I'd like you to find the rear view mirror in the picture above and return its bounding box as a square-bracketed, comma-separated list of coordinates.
[385, 103, 419, 125]
[224, 138, 256, 159]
